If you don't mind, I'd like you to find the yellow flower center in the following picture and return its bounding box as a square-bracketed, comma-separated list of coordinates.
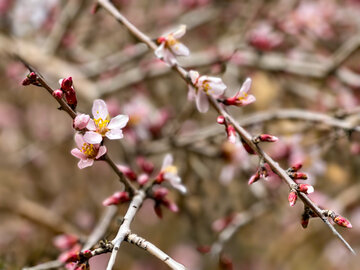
[81, 143, 97, 158]
[203, 82, 211, 92]
[164, 165, 178, 174]
[94, 117, 109, 135]
[237, 93, 248, 101]
[166, 35, 178, 47]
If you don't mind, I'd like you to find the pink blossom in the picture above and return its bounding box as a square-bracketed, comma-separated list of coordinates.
[71, 133, 106, 169]
[224, 78, 256, 107]
[73, 114, 90, 130]
[188, 70, 227, 113]
[83, 99, 129, 144]
[156, 154, 187, 194]
[155, 25, 190, 66]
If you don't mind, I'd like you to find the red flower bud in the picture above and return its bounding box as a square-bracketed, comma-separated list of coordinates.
[217, 115, 225, 125]
[60, 77, 73, 91]
[117, 165, 137, 181]
[288, 191, 297, 207]
[64, 87, 77, 110]
[333, 215, 352, 228]
[136, 156, 154, 174]
[248, 171, 260, 185]
[22, 77, 31, 85]
[290, 172, 308, 180]
[102, 191, 130, 206]
[298, 184, 314, 194]
[258, 134, 278, 143]
[153, 187, 168, 200]
[52, 89, 63, 99]
[196, 245, 211, 254]
[290, 163, 302, 172]
[301, 214, 309, 229]
[241, 139, 256, 155]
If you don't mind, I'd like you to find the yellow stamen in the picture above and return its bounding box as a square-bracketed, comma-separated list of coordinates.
[81, 143, 96, 158]
[164, 165, 178, 174]
[94, 117, 110, 135]
[203, 82, 211, 92]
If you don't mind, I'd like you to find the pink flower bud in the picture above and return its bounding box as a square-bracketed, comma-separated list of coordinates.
[136, 156, 154, 174]
[73, 114, 90, 130]
[52, 89, 63, 99]
[217, 115, 225, 125]
[333, 215, 352, 228]
[226, 125, 236, 144]
[53, 234, 79, 251]
[258, 134, 278, 142]
[102, 191, 130, 206]
[82, 249, 93, 259]
[22, 77, 31, 85]
[153, 187, 168, 200]
[117, 165, 137, 181]
[241, 139, 256, 155]
[298, 184, 314, 194]
[196, 245, 211, 254]
[28, 72, 37, 80]
[288, 191, 297, 207]
[248, 171, 260, 185]
[290, 163, 302, 172]
[60, 251, 80, 263]
[212, 214, 235, 232]
[137, 173, 149, 186]
[60, 77, 73, 91]
[290, 172, 308, 180]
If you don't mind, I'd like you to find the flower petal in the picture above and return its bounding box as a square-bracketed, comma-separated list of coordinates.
[239, 78, 252, 94]
[155, 43, 165, 59]
[172, 25, 186, 39]
[74, 133, 85, 149]
[92, 99, 108, 120]
[170, 42, 190, 56]
[86, 119, 96, 131]
[187, 85, 196, 101]
[189, 70, 199, 84]
[84, 131, 103, 144]
[78, 159, 94, 169]
[71, 148, 86, 160]
[108, 115, 129, 129]
[96, 146, 107, 159]
[208, 81, 226, 96]
[196, 90, 209, 113]
[163, 49, 177, 66]
[162, 154, 173, 170]
[105, 129, 124, 140]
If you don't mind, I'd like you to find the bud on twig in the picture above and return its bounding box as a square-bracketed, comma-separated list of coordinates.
[52, 89, 63, 99]
[102, 191, 130, 206]
[253, 134, 279, 143]
[288, 190, 297, 207]
[248, 171, 260, 185]
[333, 215, 352, 228]
[217, 115, 226, 125]
[298, 184, 314, 194]
[289, 172, 308, 180]
[117, 165, 137, 181]
[226, 125, 236, 144]
[289, 163, 302, 172]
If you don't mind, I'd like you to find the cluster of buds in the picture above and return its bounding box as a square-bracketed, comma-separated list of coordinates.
[116, 156, 153, 186]
[53, 77, 77, 110]
[152, 187, 179, 218]
[102, 191, 130, 206]
[22, 72, 40, 86]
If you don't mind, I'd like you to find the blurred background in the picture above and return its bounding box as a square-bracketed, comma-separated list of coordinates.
[1, 0, 360, 269]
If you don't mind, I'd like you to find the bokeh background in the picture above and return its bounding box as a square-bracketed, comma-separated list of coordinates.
[1, 0, 360, 269]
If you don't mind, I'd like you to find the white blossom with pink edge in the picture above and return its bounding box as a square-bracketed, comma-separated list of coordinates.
[73, 113, 90, 130]
[159, 154, 187, 194]
[83, 99, 129, 144]
[155, 25, 190, 66]
[71, 133, 107, 169]
[188, 70, 227, 113]
[233, 78, 256, 106]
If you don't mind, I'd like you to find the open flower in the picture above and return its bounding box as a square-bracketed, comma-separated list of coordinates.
[156, 154, 187, 194]
[71, 133, 106, 169]
[155, 24, 190, 66]
[223, 78, 256, 106]
[83, 99, 129, 144]
[188, 70, 227, 113]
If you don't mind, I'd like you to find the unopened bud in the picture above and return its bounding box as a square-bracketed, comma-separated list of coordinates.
[118, 165, 137, 181]
[60, 77, 73, 91]
[255, 134, 279, 143]
[226, 125, 236, 144]
[52, 89, 63, 99]
[102, 191, 130, 206]
[301, 214, 310, 229]
[290, 172, 308, 180]
[53, 234, 79, 251]
[298, 184, 314, 194]
[290, 163, 302, 172]
[248, 171, 260, 185]
[64, 87, 77, 110]
[136, 156, 154, 174]
[217, 115, 225, 125]
[73, 114, 90, 130]
[22, 77, 31, 85]
[137, 173, 149, 186]
[288, 190, 297, 207]
[333, 215, 352, 228]
[241, 139, 256, 155]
